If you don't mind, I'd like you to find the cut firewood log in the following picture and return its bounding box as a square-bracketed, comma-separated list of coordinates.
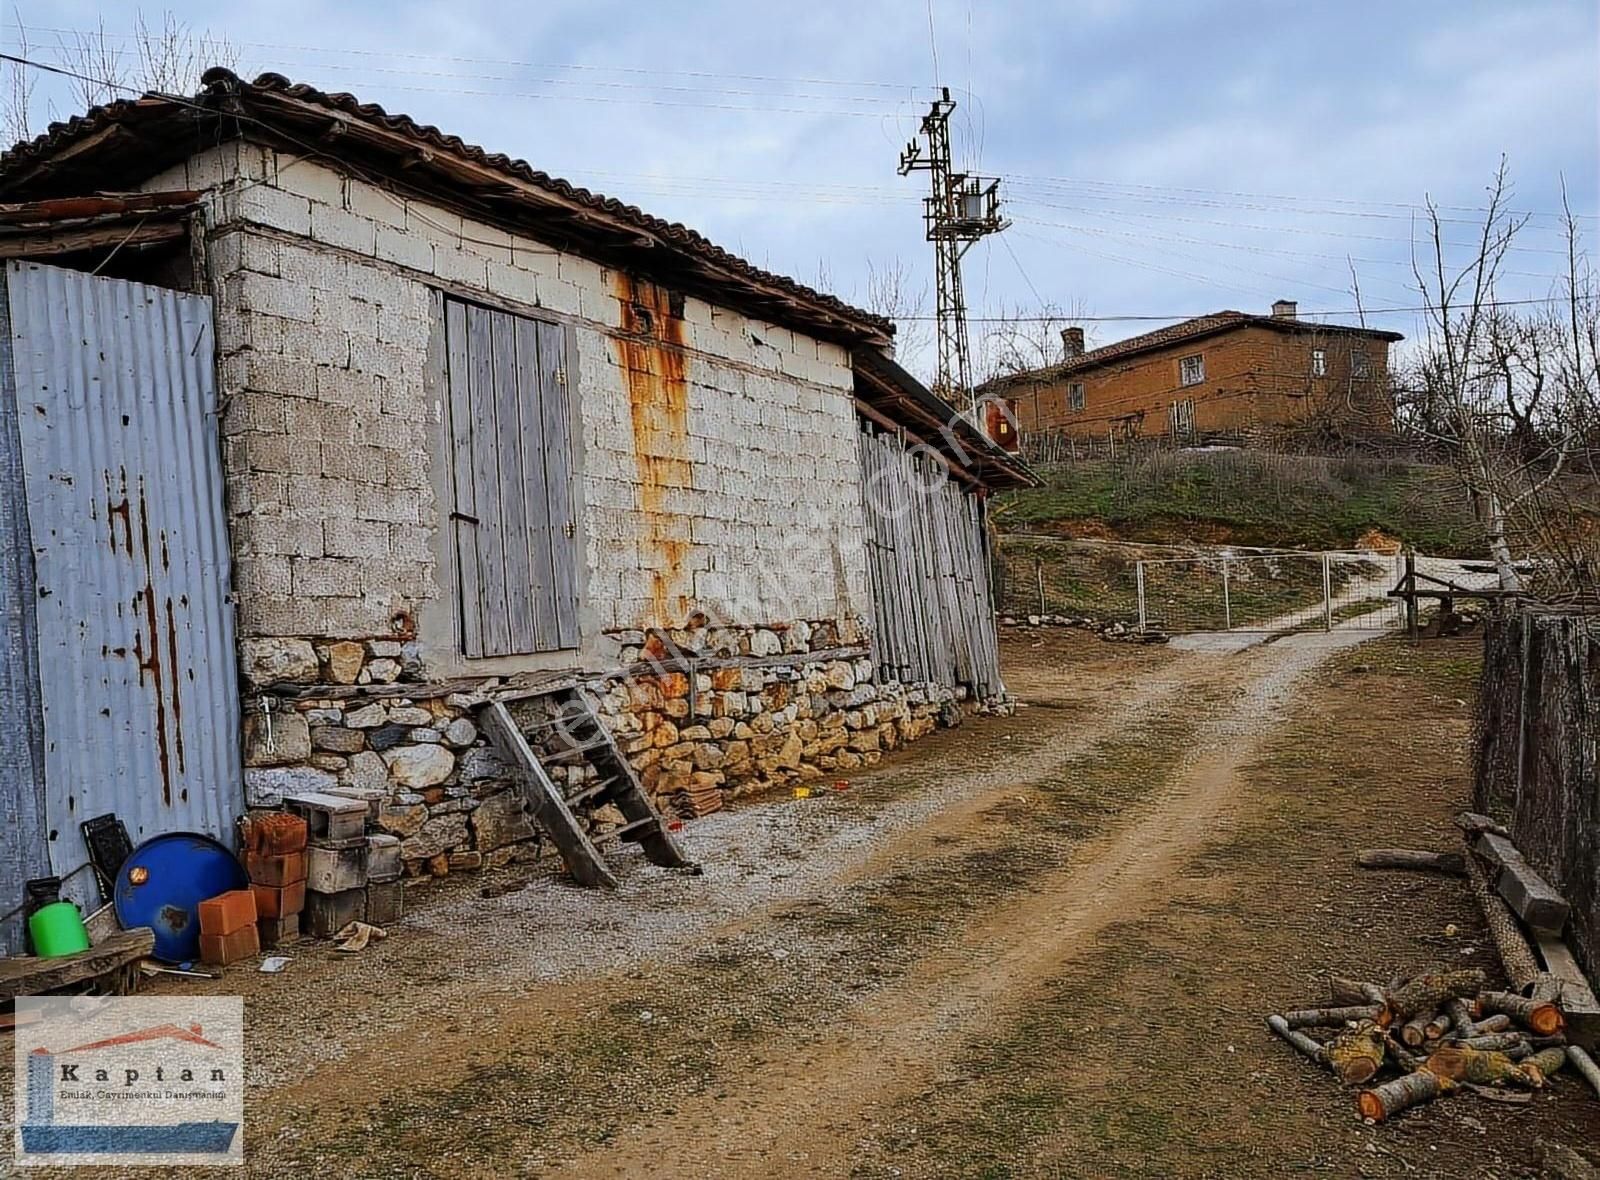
[1327, 1021, 1387, 1084]
[1284, 1005, 1382, 1029]
[1458, 1031, 1527, 1052]
[1467, 1013, 1514, 1037]
[1329, 975, 1387, 1008]
[1356, 848, 1466, 876]
[1566, 1046, 1600, 1098]
[1425, 1045, 1537, 1087]
[1447, 997, 1476, 1035]
[1267, 1015, 1330, 1072]
[1424, 1012, 1453, 1042]
[1383, 969, 1486, 1026]
[1385, 1033, 1423, 1073]
[1536, 932, 1600, 1049]
[1402, 1009, 1438, 1049]
[1358, 1069, 1454, 1122]
[1477, 990, 1566, 1036]
[1523, 1047, 1568, 1087]
[1464, 853, 1545, 994]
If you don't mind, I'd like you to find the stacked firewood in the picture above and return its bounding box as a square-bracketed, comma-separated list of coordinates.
[1267, 968, 1593, 1121]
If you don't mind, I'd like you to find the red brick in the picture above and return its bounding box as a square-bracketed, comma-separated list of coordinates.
[252, 880, 306, 919]
[199, 922, 261, 966]
[243, 812, 308, 855]
[197, 889, 257, 937]
[245, 848, 308, 887]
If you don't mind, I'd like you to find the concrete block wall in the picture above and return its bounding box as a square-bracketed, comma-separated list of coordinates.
[157, 145, 868, 670]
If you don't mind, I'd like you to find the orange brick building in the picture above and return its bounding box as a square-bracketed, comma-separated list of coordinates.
[979, 301, 1402, 442]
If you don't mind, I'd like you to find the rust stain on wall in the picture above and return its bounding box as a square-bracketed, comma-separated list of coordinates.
[613, 273, 694, 625]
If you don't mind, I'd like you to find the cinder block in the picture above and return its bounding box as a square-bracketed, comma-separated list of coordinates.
[252, 879, 306, 919]
[285, 792, 369, 844]
[367, 833, 402, 883]
[199, 923, 260, 966]
[257, 911, 300, 948]
[198, 889, 257, 938]
[304, 887, 366, 938]
[365, 879, 404, 928]
[307, 843, 369, 893]
[245, 849, 308, 888]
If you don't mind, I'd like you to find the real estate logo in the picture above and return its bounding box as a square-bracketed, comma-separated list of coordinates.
[13, 996, 244, 1167]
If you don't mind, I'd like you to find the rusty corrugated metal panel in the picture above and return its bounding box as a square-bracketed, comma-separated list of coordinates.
[0, 277, 48, 955]
[7, 261, 242, 920]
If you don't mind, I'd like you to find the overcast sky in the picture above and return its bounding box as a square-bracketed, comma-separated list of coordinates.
[9, 1, 1599, 377]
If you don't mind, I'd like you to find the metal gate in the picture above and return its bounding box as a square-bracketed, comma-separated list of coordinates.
[0, 261, 242, 950]
[1134, 551, 1406, 635]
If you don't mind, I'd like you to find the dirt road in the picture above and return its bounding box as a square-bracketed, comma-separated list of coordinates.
[19, 625, 1597, 1177]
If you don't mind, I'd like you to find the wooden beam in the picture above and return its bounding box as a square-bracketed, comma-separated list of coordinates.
[0, 220, 187, 259]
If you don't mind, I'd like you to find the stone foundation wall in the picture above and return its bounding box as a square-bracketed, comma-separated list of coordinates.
[241, 622, 987, 878]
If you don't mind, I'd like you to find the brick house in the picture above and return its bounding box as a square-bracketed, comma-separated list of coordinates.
[980, 301, 1403, 443]
[0, 69, 1030, 919]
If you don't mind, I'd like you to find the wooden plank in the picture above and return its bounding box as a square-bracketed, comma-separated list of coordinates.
[1474, 831, 1522, 867]
[0, 926, 154, 1000]
[489, 310, 537, 654]
[513, 316, 559, 652]
[540, 320, 580, 650]
[443, 299, 484, 659]
[1497, 854, 1571, 935]
[478, 702, 616, 888]
[1535, 932, 1600, 1049]
[465, 304, 514, 658]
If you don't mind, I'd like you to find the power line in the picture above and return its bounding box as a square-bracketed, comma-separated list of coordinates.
[896, 296, 1570, 323]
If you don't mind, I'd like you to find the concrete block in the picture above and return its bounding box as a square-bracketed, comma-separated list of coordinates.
[367, 833, 403, 882]
[307, 843, 369, 893]
[284, 792, 369, 844]
[257, 911, 301, 948]
[304, 887, 365, 938]
[365, 879, 404, 928]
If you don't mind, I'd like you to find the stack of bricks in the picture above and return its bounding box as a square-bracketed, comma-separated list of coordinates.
[198, 889, 260, 966]
[287, 792, 372, 937]
[240, 811, 309, 947]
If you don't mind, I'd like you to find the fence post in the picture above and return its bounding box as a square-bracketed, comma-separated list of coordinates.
[1136, 562, 1147, 633]
[1322, 553, 1333, 632]
[1035, 558, 1046, 618]
[1404, 549, 1418, 643]
[1221, 555, 1232, 631]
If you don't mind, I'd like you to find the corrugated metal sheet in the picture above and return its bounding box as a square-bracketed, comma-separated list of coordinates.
[0, 277, 48, 955]
[7, 261, 242, 924]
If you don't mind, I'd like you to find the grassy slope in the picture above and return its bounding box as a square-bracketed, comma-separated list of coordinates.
[997, 450, 1488, 556]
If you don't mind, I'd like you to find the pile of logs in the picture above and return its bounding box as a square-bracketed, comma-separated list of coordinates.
[1267, 967, 1599, 1121]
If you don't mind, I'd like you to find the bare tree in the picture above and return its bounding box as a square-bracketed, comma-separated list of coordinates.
[1407, 158, 1599, 591]
[975, 300, 1093, 383]
[2, 9, 35, 146]
[1, 10, 238, 150]
[859, 256, 931, 376]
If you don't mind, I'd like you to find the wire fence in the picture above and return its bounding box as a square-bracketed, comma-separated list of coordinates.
[993, 535, 1404, 635]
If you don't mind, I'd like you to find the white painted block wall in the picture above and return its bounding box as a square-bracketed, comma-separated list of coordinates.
[151, 146, 870, 671]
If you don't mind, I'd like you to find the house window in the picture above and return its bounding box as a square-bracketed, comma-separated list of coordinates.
[1311, 349, 1327, 378]
[1179, 354, 1205, 386]
[1068, 381, 1086, 412]
[1351, 349, 1371, 378]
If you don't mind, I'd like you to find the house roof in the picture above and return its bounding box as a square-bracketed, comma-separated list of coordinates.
[978, 310, 1403, 393]
[853, 349, 1037, 491]
[0, 69, 893, 348]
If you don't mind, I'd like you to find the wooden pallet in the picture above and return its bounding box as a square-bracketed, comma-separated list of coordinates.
[0, 927, 154, 1002]
[479, 689, 693, 888]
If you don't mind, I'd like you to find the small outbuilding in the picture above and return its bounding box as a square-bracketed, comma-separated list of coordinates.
[0, 69, 1032, 943]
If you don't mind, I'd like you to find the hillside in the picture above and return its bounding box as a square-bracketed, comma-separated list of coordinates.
[996, 450, 1488, 556]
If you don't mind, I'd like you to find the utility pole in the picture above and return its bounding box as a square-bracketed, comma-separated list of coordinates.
[898, 87, 1008, 412]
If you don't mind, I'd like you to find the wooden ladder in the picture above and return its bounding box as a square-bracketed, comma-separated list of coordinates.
[478, 688, 693, 888]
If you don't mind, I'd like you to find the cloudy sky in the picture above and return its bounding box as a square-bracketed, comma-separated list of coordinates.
[8, 1, 1598, 377]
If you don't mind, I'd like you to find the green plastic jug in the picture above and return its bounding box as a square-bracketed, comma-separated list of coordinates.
[28, 901, 90, 958]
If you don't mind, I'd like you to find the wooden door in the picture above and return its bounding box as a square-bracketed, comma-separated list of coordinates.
[443, 299, 579, 657]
